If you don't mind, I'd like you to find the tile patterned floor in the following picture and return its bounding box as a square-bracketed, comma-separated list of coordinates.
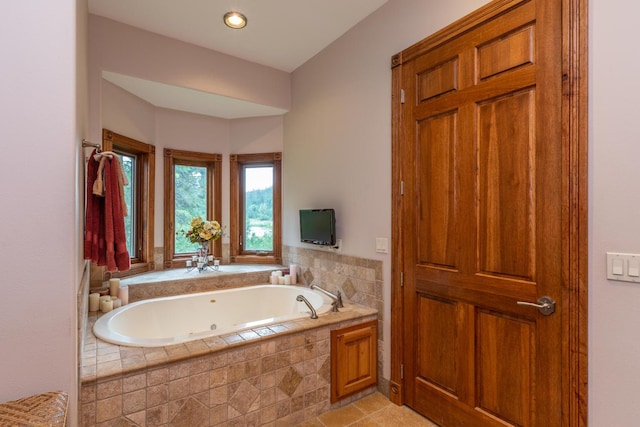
[299, 392, 439, 427]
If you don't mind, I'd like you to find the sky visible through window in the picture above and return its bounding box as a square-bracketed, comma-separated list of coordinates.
[246, 167, 272, 191]
[245, 166, 273, 251]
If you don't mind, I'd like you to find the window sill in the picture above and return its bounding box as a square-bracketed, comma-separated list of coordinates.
[110, 261, 154, 279]
[231, 255, 281, 265]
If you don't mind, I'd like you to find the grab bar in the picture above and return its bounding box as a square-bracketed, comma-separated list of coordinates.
[296, 295, 318, 319]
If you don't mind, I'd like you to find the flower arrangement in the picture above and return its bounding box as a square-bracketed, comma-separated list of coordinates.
[181, 216, 225, 244]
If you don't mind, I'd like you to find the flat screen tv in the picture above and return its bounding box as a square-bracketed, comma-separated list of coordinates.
[299, 209, 336, 246]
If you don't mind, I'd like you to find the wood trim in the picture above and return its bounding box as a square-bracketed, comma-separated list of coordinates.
[163, 148, 223, 268]
[102, 129, 155, 278]
[230, 155, 240, 262]
[400, 0, 529, 65]
[563, 0, 588, 424]
[390, 51, 404, 406]
[229, 152, 282, 263]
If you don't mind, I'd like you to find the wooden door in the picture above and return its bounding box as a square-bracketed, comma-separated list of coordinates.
[391, 0, 587, 426]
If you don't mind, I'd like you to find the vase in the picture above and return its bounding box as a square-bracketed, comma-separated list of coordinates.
[198, 241, 209, 258]
[197, 241, 209, 271]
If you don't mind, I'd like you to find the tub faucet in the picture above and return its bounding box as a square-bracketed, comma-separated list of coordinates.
[310, 284, 343, 312]
[296, 295, 318, 319]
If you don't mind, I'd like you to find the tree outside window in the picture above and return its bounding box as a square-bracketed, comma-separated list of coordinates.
[163, 148, 222, 268]
[230, 153, 282, 264]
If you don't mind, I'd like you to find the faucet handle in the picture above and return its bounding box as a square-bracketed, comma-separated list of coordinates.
[336, 290, 344, 308]
[331, 300, 340, 312]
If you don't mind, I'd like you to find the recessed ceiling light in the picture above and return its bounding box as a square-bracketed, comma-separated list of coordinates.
[224, 12, 247, 29]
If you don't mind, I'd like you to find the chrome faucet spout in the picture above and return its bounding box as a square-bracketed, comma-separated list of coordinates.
[310, 284, 344, 311]
[296, 295, 318, 319]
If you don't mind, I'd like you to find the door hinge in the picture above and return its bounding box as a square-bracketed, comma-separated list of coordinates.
[400, 272, 404, 287]
[400, 364, 404, 380]
[401, 89, 405, 104]
[400, 181, 404, 195]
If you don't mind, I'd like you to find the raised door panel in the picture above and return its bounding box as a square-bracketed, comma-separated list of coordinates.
[477, 310, 534, 427]
[415, 295, 458, 395]
[477, 89, 536, 280]
[331, 321, 378, 403]
[416, 111, 458, 269]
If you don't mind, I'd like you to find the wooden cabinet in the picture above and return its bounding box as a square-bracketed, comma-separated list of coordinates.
[331, 320, 378, 403]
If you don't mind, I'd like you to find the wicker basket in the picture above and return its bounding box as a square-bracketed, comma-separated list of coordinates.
[0, 391, 68, 426]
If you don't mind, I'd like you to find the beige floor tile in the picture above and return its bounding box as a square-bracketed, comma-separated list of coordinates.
[369, 405, 438, 427]
[296, 420, 326, 427]
[317, 404, 366, 426]
[350, 417, 382, 426]
[351, 393, 392, 415]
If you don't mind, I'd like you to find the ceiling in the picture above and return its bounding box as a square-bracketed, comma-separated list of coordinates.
[89, 0, 389, 119]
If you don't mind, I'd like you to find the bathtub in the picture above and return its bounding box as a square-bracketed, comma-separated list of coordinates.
[93, 284, 332, 347]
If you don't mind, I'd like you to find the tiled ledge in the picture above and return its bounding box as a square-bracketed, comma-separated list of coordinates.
[81, 302, 377, 384]
[117, 264, 283, 303]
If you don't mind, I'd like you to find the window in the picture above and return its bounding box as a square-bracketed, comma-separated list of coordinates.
[230, 153, 282, 264]
[102, 129, 155, 277]
[164, 148, 222, 268]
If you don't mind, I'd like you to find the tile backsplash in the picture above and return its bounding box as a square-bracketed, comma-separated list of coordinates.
[282, 245, 388, 396]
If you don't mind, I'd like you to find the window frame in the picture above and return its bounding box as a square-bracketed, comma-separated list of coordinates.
[230, 152, 282, 264]
[102, 129, 155, 278]
[163, 148, 222, 268]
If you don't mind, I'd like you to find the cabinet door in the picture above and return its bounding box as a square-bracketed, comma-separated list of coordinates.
[331, 320, 378, 402]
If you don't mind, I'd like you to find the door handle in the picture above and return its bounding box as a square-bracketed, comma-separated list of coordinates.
[517, 296, 556, 316]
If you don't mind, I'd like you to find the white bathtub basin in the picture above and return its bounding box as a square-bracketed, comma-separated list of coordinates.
[93, 284, 332, 347]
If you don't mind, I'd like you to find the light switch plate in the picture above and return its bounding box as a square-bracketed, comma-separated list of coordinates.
[607, 252, 640, 283]
[376, 238, 389, 254]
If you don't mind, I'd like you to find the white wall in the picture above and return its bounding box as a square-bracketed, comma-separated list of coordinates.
[88, 14, 290, 145]
[590, 0, 640, 425]
[101, 81, 284, 247]
[0, 0, 80, 423]
[283, 0, 490, 381]
[101, 80, 156, 145]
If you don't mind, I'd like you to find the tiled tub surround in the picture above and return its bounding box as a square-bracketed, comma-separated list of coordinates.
[282, 245, 387, 396]
[119, 264, 282, 303]
[81, 303, 377, 426]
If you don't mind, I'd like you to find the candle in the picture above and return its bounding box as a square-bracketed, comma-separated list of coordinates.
[109, 278, 120, 297]
[214, 259, 220, 266]
[197, 262, 204, 269]
[100, 298, 113, 313]
[89, 293, 100, 312]
[98, 288, 110, 296]
[278, 276, 285, 285]
[186, 260, 192, 267]
[111, 297, 121, 309]
[270, 272, 279, 284]
[208, 255, 214, 261]
[192, 255, 198, 262]
[119, 285, 129, 305]
[284, 274, 291, 285]
[289, 264, 297, 284]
